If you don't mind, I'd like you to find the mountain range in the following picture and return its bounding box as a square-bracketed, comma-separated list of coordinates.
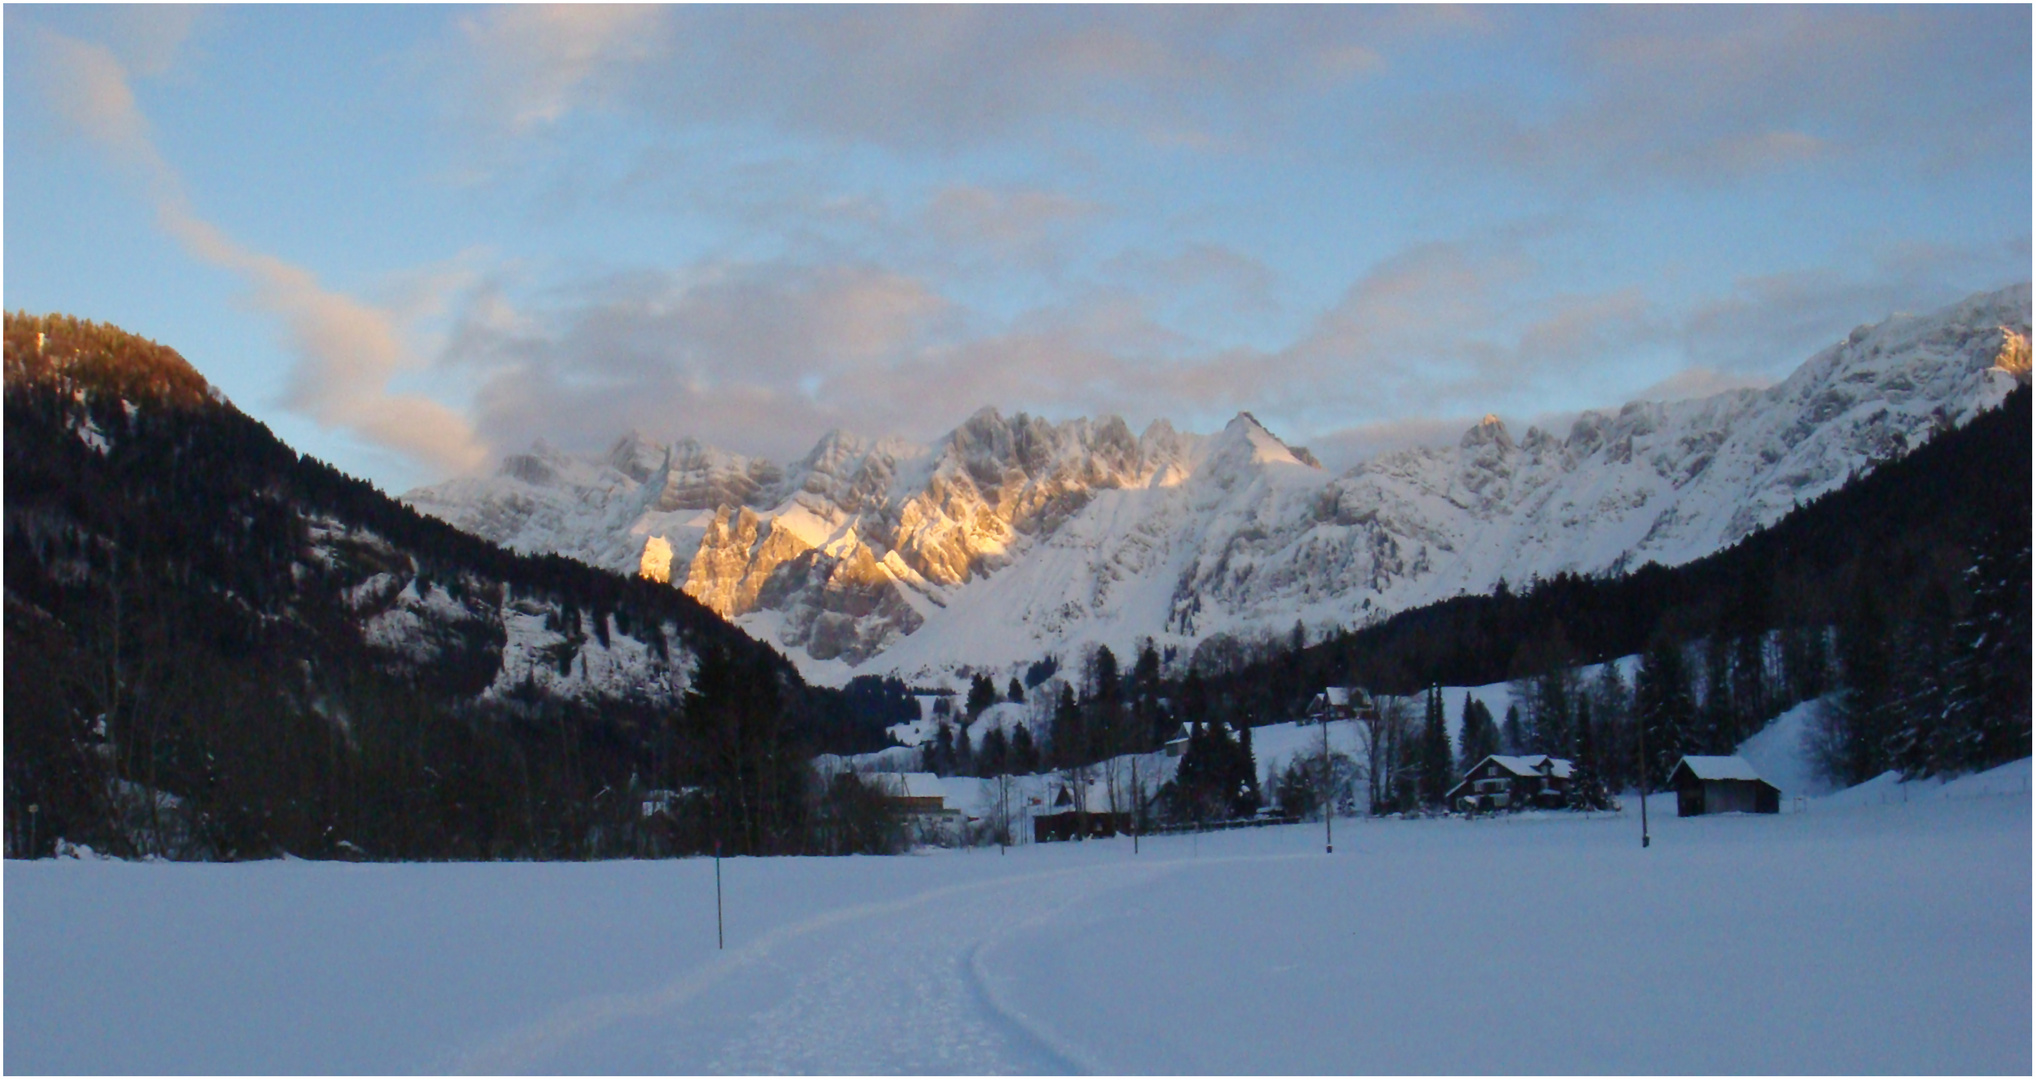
[406, 285, 2032, 684]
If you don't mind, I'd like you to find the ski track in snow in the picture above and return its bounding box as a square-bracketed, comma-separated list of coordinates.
[444, 858, 1177, 1074]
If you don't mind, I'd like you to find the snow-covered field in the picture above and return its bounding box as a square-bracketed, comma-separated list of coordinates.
[7, 763, 2028, 1074]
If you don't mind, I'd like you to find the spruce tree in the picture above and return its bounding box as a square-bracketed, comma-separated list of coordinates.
[979, 724, 1010, 777]
[928, 721, 956, 777]
[1568, 695, 1609, 810]
[1634, 638, 1696, 788]
[1010, 724, 1039, 775]
[1051, 683, 1084, 768]
[1945, 519, 2032, 771]
[1457, 695, 1496, 776]
[1699, 634, 1736, 752]
[966, 674, 997, 719]
[1832, 577, 1897, 785]
[1420, 686, 1452, 806]
[1589, 662, 1631, 792]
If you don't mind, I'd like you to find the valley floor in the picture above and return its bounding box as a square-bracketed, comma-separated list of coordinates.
[6, 762, 2029, 1074]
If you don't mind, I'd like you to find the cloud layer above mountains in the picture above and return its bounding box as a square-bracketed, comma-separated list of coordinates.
[7, 5, 2028, 486]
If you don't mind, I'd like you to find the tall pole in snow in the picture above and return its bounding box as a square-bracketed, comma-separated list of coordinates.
[1132, 756, 1140, 855]
[714, 839, 725, 948]
[1323, 712, 1334, 854]
[1636, 711, 1651, 849]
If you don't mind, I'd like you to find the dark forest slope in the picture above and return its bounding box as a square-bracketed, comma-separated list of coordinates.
[3, 314, 893, 860]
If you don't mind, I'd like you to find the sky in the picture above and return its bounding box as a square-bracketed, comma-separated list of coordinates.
[6, 5, 2029, 493]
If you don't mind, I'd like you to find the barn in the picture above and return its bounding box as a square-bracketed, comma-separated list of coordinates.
[1669, 756, 1781, 816]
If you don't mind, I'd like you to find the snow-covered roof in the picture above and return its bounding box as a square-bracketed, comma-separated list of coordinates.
[863, 772, 946, 799]
[1477, 754, 1574, 779]
[1675, 756, 1766, 782]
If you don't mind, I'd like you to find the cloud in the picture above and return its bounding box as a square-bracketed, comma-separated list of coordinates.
[922, 186, 1099, 258]
[1388, 6, 2030, 189]
[28, 25, 486, 473]
[448, 4, 669, 136]
[1629, 368, 1776, 405]
[1679, 243, 2031, 378]
[438, 6, 1449, 154]
[442, 261, 956, 461]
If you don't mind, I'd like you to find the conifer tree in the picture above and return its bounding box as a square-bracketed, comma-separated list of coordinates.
[966, 674, 997, 719]
[1051, 683, 1084, 768]
[1590, 663, 1632, 792]
[1007, 677, 1025, 704]
[928, 721, 956, 777]
[1010, 724, 1039, 775]
[1457, 696, 1499, 775]
[979, 724, 1010, 777]
[1568, 695, 1609, 810]
[1634, 638, 1696, 787]
[1699, 634, 1737, 752]
[1945, 519, 2032, 771]
[1830, 577, 1896, 785]
[1420, 686, 1452, 806]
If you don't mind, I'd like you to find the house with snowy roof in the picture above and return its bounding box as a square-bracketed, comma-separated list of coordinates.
[1444, 754, 1574, 812]
[1033, 778, 1133, 842]
[1305, 686, 1379, 722]
[1669, 756, 1780, 816]
[863, 772, 962, 818]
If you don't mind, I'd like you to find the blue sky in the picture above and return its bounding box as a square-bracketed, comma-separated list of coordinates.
[7, 5, 2029, 493]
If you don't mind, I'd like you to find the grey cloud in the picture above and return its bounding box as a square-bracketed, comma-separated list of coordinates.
[1680, 244, 2030, 377]
[432, 231, 2027, 481]
[1388, 6, 2030, 189]
[443, 6, 1456, 154]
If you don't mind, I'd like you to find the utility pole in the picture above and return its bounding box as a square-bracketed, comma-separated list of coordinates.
[1322, 713, 1334, 854]
[714, 839, 725, 949]
[1636, 712, 1651, 848]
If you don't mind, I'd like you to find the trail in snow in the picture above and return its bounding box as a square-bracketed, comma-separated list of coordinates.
[445, 856, 1177, 1074]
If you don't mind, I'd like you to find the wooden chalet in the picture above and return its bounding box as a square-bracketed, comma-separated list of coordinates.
[1669, 756, 1781, 816]
[1444, 754, 1574, 812]
[1305, 686, 1380, 722]
[864, 772, 964, 824]
[1032, 779, 1133, 842]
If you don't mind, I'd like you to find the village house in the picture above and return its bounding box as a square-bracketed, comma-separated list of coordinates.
[1032, 778, 1134, 842]
[1305, 686, 1380, 722]
[862, 772, 965, 833]
[1669, 756, 1781, 816]
[1444, 754, 1575, 812]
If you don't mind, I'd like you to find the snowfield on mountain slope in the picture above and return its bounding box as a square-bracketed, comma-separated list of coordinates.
[8, 763, 2028, 1074]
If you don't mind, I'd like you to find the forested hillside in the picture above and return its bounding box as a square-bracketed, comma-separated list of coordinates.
[3, 314, 898, 861]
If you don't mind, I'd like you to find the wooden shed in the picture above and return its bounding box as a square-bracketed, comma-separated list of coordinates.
[1669, 756, 1781, 816]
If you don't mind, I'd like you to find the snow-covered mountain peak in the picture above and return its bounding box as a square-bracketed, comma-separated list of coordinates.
[407, 285, 2030, 685]
[1203, 411, 1320, 476]
[1461, 414, 1513, 450]
[603, 429, 667, 482]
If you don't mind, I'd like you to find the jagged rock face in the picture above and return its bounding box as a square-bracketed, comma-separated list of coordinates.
[405, 285, 2031, 682]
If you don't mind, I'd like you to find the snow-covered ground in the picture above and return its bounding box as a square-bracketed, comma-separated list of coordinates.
[7, 761, 2027, 1074]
